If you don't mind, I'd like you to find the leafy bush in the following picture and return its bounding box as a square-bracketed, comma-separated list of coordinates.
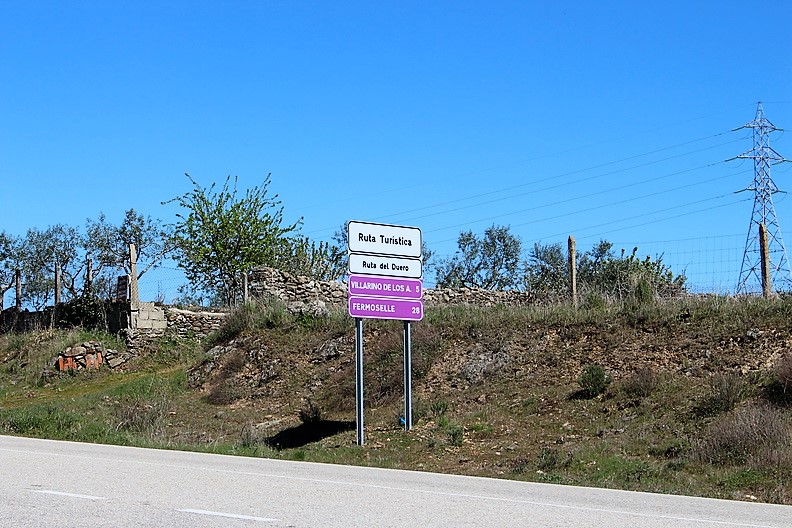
[446, 423, 464, 446]
[578, 364, 611, 398]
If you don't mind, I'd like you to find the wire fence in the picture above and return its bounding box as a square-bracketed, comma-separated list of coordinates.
[2, 232, 785, 310]
[607, 234, 746, 295]
[136, 233, 787, 304]
[136, 265, 189, 305]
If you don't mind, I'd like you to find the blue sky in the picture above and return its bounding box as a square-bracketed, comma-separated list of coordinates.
[1, 1, 791, 298]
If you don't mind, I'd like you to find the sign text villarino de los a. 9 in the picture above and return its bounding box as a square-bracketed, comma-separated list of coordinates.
[346, 221, 423, 321]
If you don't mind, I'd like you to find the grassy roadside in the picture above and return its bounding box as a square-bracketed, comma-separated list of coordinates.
[1, 296, 791, 504]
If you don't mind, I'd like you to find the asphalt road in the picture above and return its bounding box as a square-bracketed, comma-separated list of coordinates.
[1, 435, 789, 527]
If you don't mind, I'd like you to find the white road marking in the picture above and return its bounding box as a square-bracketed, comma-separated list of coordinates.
[178, 509, 278, 522]
[5, 443, 787, 528]
[30, 489, 107, 501]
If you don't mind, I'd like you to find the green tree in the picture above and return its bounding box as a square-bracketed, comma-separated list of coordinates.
[523, 242, 567, 300]
[166, 173, 301, 306]
[0, 232, 19, 309]
[524, 239, 686, 303]
[17, 225, 85, 308]
[274, 236, 346, 281]
[85, 209, 172, 284]
[435, 225, 521, 290]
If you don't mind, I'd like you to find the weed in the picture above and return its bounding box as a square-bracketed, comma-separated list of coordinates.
[114, 393, 170, 436]
[204, 299, 290, 347]
[510, 457, 532, 474]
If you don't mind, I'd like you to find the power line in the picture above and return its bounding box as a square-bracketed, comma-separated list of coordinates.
[423, 164, 747, 238]
[305, 130, 744, 237]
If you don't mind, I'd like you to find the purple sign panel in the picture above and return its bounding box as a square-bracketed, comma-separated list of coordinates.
[348, 274, 423, 300]
[348, 296, 424, 321]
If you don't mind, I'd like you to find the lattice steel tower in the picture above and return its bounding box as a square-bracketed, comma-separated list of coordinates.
[734, 102, 791, 294]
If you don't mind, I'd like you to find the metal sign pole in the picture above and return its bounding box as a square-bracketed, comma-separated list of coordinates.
[403, 320, 413, 431]
[355, 317, 365, 446]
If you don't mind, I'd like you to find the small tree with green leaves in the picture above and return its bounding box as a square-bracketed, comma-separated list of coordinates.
[274, 236, 346, 281]
[435, 225, 522, 290]
[85, 209, 173, 283]
[18, 225, 84, 308]
[0, 232, 19, 309]
[523, 242, 568, 300]
[166, 174, 301, 306]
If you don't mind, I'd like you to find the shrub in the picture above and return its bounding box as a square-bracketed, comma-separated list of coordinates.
[578, 364, 611, 398]
[298, 400, 322, 424]
[778, 353, 792, 396]
[429, 400, 449, 418]
[696, 403, 791, 466]
[696, 373, 748, 416]
[621, 366, 659, 399]
[446, 423, 464, 446]
[536, 447, 572, 471]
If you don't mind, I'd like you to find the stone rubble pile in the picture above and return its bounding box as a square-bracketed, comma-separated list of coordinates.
[55, 341, 131, 371]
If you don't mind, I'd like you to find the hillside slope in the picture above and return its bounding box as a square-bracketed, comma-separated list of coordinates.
[1, 297, 791, 504]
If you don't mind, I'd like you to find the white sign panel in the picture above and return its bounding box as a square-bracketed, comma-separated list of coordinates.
[348, 253, 422, 279]
[347, 221, 422, 258]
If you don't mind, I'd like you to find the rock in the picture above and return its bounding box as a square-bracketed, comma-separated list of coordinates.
[64, 346, 86, 357]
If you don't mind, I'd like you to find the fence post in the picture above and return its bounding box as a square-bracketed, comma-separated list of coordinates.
[243, 270, 249, 304]
[85, 258, 93, 296]
[760, 223, 773, 299]
[54, 261, 61, 305]
[129, 244, 140, 309]
[15, 269, 22, 309]
[568, 235, 577, 308]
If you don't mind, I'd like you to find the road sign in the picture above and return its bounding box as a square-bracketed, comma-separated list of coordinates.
[348, 296, 424, 321]
[348, 253, 422, 279]
[347, 221, 422, 258]
[348, 274, 423, 300]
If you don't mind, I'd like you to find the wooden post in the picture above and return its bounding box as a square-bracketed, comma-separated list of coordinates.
[129, 244, 140, 309]
[760, 223, 773, 299]
[243, 271, 249, 305]
[568, 235, 577, 308]
[15, 269, 22, 309]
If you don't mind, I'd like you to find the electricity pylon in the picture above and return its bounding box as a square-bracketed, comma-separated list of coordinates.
[732, 102, 791, 294]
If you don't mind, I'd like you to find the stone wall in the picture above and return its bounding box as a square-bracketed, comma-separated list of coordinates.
[248, 267, 537, 308]
[165, 307, 227, 338]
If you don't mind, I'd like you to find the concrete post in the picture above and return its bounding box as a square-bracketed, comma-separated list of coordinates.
[85, 258, 93, 296]
[54, 262, 61, 305]
[15, 269, 21, 309]
[129, 244, 140, 309]
[760, 223, 773, 299]
[568, 235, 577, 308]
